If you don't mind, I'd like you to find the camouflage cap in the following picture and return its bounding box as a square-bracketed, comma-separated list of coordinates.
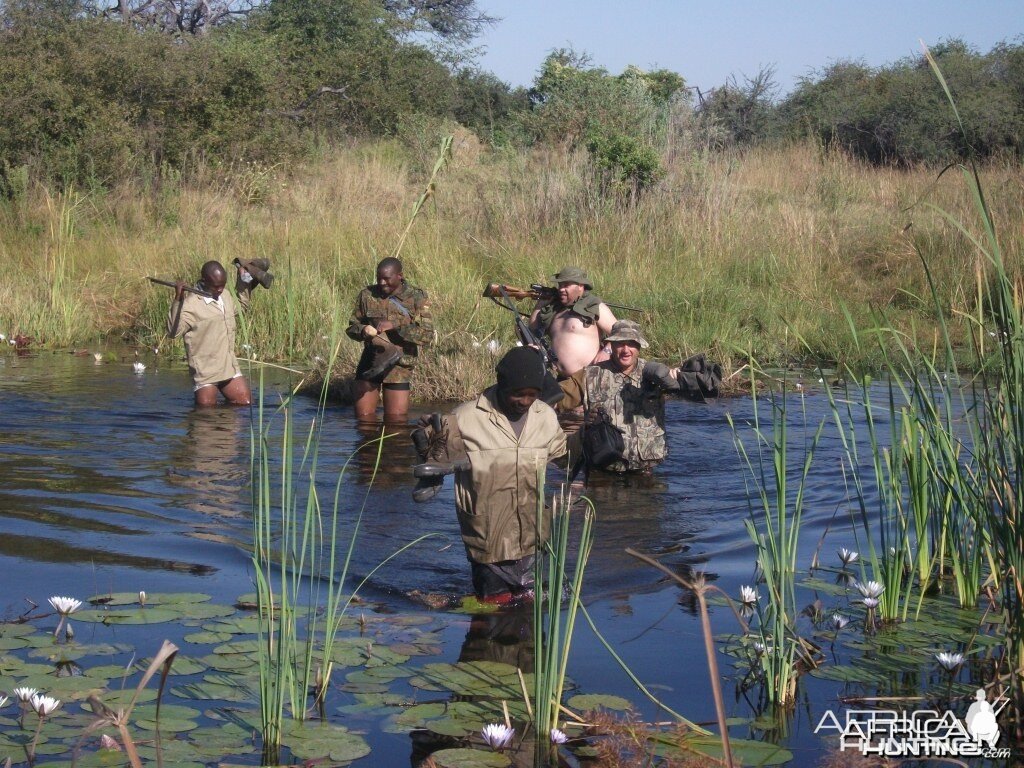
[552, 266, 593, 288]
[605, 319, 649, 348]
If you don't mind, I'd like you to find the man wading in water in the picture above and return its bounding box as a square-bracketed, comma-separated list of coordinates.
[409, 347, 568, 604]
[168, 260, 264, 407]
[346, 257, 433, 423]
[528, 266, 618, 378]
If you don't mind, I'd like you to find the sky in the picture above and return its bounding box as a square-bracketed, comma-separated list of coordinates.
[472, 0, 1024, 97]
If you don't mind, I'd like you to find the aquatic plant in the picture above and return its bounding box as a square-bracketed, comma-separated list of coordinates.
[533, 475, 595, 738]
[481, 722, 514, 751]
[728, 374, 822, 706]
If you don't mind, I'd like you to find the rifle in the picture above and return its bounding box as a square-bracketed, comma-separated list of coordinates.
[147, 277, 214, 300]
[482, 282, 644, 315]
[485, 283, 559, 370]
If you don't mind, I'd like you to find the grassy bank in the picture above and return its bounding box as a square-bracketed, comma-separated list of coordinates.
[1, 136, 1021, 401]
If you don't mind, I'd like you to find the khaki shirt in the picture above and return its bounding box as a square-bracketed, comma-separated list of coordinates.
[559, 359, 668, 471]
[167, 289, 244, 387]
[444, 387, 567, 564]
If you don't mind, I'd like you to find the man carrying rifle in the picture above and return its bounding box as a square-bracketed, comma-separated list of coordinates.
[346, 257, 433, 422]
[529, 266, 618, 378]
[167, 259, 269, 407]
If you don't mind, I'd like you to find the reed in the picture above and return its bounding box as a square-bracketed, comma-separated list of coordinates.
[532, 475, 594, 740]
[728, 368, 822, 706]
[248, 335, 438, 760]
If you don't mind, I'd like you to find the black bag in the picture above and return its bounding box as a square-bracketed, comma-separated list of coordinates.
[582, 415, 625, 469]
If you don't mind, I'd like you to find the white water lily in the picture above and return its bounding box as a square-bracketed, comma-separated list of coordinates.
[99, 733, 122, 751]
[831, 613, 850, 630]
[13, 687, 37, 703]
[862, 597, 880, 609]
[139, 590, 146, 606]
[132, 361, 146, 374]
[481, 723, 514, 750]
[550, 728, 568, 744]
[93, 352, 103, 362]
[936, 651, 965, 671]
[30, 693, 60, 716]
[739, 585, 759, 606]
[837, 548, 859, 566]
[48, 596, 82, 616]
[854, 580, 884, 599]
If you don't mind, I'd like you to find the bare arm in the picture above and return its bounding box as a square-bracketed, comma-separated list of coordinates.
[596, 303, 618, 340]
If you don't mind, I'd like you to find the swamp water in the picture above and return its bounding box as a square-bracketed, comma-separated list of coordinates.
[0, 351, 1005, 766]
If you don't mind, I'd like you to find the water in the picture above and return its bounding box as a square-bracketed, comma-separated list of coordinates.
[0, 350, 892, 764]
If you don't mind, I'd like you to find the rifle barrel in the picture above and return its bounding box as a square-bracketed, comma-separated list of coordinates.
[147, 276, 214, 299]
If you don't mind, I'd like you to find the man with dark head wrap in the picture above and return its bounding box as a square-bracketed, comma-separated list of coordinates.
[410, 346, 568, 604]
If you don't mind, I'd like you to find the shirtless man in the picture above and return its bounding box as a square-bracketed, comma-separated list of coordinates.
[528, 266, 617, 378]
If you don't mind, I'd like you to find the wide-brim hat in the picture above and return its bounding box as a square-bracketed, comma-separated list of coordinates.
[605, 319, 649, 348]
[552, 266, 592, 289]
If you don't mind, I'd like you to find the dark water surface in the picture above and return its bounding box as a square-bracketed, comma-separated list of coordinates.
[0, 350, 875, 765]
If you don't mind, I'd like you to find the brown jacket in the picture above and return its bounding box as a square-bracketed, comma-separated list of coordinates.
[167, 288, 248, 387]
[445, 387, 567, 564]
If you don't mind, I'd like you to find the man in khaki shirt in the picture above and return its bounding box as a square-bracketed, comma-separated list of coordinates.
[168, 260, 257, 407]
[412, 347, 568, 604]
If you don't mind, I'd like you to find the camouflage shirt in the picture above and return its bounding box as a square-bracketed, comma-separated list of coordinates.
[561, 358, 668, 472]
[346, 281, 434, 364]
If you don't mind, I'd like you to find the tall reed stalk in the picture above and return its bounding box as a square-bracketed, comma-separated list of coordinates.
[248, 326, 437, 761]
[728, 369, 822, 706]
[532, 472, 594, 739]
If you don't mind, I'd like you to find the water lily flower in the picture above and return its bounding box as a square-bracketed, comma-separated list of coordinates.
[862, 597, 880, 609]
[550, 728, 568, 744]
[99, 734, 122, 751]
[93, 352, 103, 362]
[139, 591, 146, 606]
[13, 687, 37, 703]
[854, 580, 884, 599]
[30, 694, 60, 717]
[831, 613, 850, 630]
[837, 548, 859, 566]
[739, 585, 759, 606]
[936, 651, 965, 671]
[48, 596, 82, 615]
[481, 723, 514, 750]
[133, 361, 146, 374]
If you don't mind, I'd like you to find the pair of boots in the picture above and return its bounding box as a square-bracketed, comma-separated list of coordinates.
[411, 413, 468, 502]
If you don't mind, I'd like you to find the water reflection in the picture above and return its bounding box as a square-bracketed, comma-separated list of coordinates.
[168, 407, 248, 518]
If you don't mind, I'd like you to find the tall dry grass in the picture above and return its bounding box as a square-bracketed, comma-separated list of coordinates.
[1, 135, 1021, 400]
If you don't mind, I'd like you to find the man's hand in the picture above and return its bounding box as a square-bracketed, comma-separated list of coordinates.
[362, 325, 378, 339]
[375, 320, 395, 333]
[174, 280, 188, 302]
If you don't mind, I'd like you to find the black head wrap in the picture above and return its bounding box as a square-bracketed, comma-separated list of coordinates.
[495, 347, 546, 392]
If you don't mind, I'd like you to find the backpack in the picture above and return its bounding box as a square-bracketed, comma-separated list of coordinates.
[582, 413, 625, 469]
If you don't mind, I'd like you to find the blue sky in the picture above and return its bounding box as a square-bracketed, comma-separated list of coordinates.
[472, 1, 1023, 96]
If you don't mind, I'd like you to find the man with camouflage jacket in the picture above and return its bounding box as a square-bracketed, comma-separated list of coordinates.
[346, 257, 433, 421]
[557, 320, 681, 474]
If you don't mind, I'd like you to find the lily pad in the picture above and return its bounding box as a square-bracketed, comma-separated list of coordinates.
[283, 720, 371, 762]
[566, 694, 633, 712]
[88, 593, 212, 606]
[429, 747, 511, 767]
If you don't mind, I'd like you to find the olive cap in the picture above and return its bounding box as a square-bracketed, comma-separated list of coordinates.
[605, 319, 649, 348]
[552, 266, 593, 288]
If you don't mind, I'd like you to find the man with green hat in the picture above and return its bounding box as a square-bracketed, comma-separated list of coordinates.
[528, 266, 617, 378]
[557, 319, 682, 474]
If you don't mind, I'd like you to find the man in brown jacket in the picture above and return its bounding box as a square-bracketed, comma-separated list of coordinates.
[413, 346, 568, 604]
[168, 260, 259, 407]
